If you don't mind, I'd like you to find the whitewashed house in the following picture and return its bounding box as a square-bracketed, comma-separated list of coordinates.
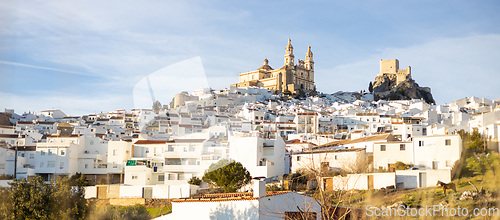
[228, 132, 286, 179]
[162, 180, 321, 220]
[413, 135, 462, 170]
[291, 148, 367, 173]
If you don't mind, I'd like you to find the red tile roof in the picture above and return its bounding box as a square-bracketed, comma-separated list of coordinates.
[172, 191, 290, 203]
[17, 121, 34, 124]
[134, 140, 168, 145]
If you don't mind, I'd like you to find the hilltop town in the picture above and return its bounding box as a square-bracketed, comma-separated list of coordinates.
[1, 40, 499, 219]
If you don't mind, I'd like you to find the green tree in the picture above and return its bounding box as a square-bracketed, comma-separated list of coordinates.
[202, 160, 251, 192]
[152, 100, 162, 111]
[368, 81, 373, 93]
[0, 175, 90, 220]
[206, 159, 231, 172]
[50, 175, 89, 220]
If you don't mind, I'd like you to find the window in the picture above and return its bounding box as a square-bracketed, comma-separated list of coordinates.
[113, 162, 117, 168]
[334, 155, 338, 160]
[419, 161, 426, 169]
[445, 139, 451, 146]
[297, 156, 301, 161]
[400, 144, 405, 151]
[90, 141, 94, 145]
[168, 174, 175, 180]
[177, 174, 184, 180]
[30, 154, 34, 159]
[85, 164, 88, 169]
[48, 150, 53, 155]
[158, 175, 165, 181]
[113, 150, 117, 156]
[432, 161, 438, 170]
[167, 145, 174, 152]
[60, 162, 64, 169]
[380, 145, 386, 151]
[132, 175, 138, 179]
[419, 141, 424, 147]
[60, 150, 65, 156]
[47, 161, 55, 168]
[40, 162, 44, 168]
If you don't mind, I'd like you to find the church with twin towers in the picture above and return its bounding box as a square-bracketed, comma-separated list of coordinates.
[232, 39, 316, 94]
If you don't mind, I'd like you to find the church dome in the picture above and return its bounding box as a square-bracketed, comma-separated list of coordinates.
[258, 59, 273, 70]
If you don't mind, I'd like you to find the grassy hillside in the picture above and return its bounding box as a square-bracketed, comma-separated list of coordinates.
[324, 152, 500, 219]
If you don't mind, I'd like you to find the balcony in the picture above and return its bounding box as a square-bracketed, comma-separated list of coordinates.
[79, 153, 103, 160]
[163, 151, 201, 158]
[163, 165, 201, 173]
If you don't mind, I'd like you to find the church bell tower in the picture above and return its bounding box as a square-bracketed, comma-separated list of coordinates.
[284, 39, 295, 66]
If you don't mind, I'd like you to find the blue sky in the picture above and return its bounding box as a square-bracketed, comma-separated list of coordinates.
[1, 1, 500, 115]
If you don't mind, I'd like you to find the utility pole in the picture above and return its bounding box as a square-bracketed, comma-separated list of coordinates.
[14, 141, 18, 179]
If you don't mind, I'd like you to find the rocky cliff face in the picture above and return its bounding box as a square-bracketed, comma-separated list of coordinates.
[373, 73, 435, 104]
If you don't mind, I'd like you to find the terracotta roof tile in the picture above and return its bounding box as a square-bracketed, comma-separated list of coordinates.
[173, 191, 290, 203]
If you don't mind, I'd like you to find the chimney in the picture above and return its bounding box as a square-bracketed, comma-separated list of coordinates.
[253, 179, 266, 198]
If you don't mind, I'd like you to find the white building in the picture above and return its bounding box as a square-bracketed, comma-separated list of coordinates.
[163, 180, 321, 220]
[229, 132, 286, 179]
[413, 135, 462, 170]
[291, 148, 367, 173]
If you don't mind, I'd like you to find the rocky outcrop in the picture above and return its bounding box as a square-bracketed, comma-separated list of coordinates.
[0, 112, 12, 126]
[373, 73, 435, 104]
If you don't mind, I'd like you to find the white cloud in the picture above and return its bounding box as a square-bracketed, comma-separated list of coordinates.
[0, 60, 99, 77]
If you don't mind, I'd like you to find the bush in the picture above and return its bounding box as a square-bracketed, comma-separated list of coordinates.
[395, 161, 410, 170]
[0, 174, 13, 180]
[89, 205, 151, 220]
[266, 183, 284, 192]
[188, 177, 202, 186]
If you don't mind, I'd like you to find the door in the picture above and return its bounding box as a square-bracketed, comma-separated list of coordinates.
[419, 172, 427, 187]
[142, 187, 153, 199]
[388, 163, 396, 172]
[368, 175, 374, 189]
[97, 186, 107, 199]
[324, 178, 333, 191]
